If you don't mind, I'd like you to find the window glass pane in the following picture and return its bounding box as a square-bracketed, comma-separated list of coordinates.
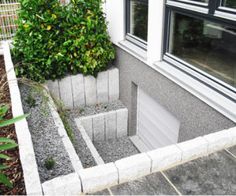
[168, 12, 236, 88]
[221, 0, 236, 9]
[129, 0, 148, 41]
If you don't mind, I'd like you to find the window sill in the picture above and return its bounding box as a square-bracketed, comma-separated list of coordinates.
[153, 60, 236, 123]
[118, 40, 147, 63]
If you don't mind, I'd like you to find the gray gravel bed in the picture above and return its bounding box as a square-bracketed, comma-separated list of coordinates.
[93, 137, 140, 163]
[20, 84, 74, 182]
[67, 113, 97, 168]
[70, 100, 125, 118]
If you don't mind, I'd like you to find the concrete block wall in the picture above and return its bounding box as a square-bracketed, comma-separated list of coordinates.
[78, 108, 128, 141]
[47, 68, 119, 109]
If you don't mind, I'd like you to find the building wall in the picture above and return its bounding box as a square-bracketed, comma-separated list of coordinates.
[115, 46, 235, 142]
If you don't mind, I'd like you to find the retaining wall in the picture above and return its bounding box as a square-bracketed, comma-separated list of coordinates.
[47, 68, 119, 109]
[3, 42, 42, 195]
[78, 108, 128, 141]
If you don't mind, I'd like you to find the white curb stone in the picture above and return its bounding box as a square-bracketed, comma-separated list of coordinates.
[93, 114, 105, 141]
[79, 163, 118, 194]
[147, 144, 182, 172]
[116, 108, 128, 138]
[177, 137, 208, 162]
[47, 80, 60, 99]
[71, 74, 85, 107]
[59, 76, 73, 109]
[203, 129, 234, 154]
[229, 127, 236, 145]
[115, 153, 152, 184]
[80, 117, 93, 140]
[84, 76, 97, 105]
[97, 71, 109, 103]
[108, 68, 119, 102]
[105, 111, 117, 140]
[42, 173, 81, 195]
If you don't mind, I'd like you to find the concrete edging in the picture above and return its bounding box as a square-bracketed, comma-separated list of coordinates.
[78, 108, 128, 141]
[3, 42, 43, 195]
[76, 126, 236, 194]
[47, 68, 119, 109]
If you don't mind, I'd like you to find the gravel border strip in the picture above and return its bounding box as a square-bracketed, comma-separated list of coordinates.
[3, 42, 42, 195]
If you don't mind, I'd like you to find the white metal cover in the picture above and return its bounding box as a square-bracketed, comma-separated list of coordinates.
[137, 88, 180, 150]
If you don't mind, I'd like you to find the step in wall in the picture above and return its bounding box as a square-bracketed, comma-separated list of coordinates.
[47, 68, 119, 109]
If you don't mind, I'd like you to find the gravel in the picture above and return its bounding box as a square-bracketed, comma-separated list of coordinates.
[67, 113, 97, 168]
[93, 137, 140, 163]
[70, 100, 125, 118]
[20, 84, 74, 182]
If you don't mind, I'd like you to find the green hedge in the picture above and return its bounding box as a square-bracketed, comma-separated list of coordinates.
[13, 0, 115, 82]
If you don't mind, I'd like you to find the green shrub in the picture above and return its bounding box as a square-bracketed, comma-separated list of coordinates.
[13, 0, 115, 82]
[44, 157, 56, 170]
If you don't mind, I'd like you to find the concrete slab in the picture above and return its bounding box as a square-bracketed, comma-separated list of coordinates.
[97, 71, 109, 103]
[71, 74, 85, 107]
[93, 114, 105, 141]
[105, 111, 117, 140]
[110, 172, 178, 195]
[84, 76, 97, 105]
[59, 76, 73, 109]
[165, 150, 236, 195]
[108, 68, 119, 102]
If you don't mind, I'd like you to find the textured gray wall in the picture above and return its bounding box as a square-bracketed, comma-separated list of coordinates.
[114, 46, 235, 142]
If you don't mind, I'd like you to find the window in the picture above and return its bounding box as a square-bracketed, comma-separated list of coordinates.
[126, 0, 148, 48]
[165, 0, 236, 94]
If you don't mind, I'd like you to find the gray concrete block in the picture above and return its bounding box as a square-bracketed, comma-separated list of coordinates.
[115, 153, 152, 184]
[147, 144, 182, 173]
[79, 163, 118, 194]
[105, 111, 117, 140]
[97, 71, 109, 103]
[116, 108, 128, 138]
[47, 80, 60, 99]
[108, 68, 119, 102]
[84, 76, 97, 105]
[71, 74, 85, 107]
[177, 137, 208, 162]
[59, 76, 73, 109]
[93, 114, 105, 141]
[80, 117, 93, 140]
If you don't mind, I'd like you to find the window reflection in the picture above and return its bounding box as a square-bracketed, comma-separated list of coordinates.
[221, 0, 236, 9]
[169, 12, 236, 88]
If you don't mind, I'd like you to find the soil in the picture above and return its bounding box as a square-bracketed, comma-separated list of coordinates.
[0, 56, 26, 194]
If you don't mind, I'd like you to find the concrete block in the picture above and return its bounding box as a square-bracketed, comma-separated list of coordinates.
[115, 153, 151, 184]
[47, 80, 60, 99]
[80, 117, 93, 140]
[203, 129, 234, 154]
[147, 144, 182, 172]
[79, 163, 118, 194]
[59, 76, 73, 109]
[177, 137, 208, 162]
[71, 74, 85, 107]
[229, 127, 236, 145]
[116, 108, 128, 138]
[97, 71, 109, 103]
[93, 114, 105, 141]
[84, 75, 97, 105]
[105, 111, 117, 140]
[108, 68, 119, 102]
[42, 173, 81, 195]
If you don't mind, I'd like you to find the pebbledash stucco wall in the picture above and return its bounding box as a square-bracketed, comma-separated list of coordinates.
[114, 46, 235, 142]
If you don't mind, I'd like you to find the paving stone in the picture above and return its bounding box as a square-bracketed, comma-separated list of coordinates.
[115, 153, 151, 184]
[177, 137, 208, 162]
[116, 108, 128, 138]
[59, 76, 73, 109]
[110, 172, 178, 195]
[147, 144, 182, 172]
[165, 150, 236, 195]
[105, 111, 117, 140]
[108, 68, 119, 102]
[79, 163, 118, 194]
[97, 71, 109, 103]
[93, 114, 105, 141]
[84, 75, 97, 105]
[71, 74, 85, 107]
